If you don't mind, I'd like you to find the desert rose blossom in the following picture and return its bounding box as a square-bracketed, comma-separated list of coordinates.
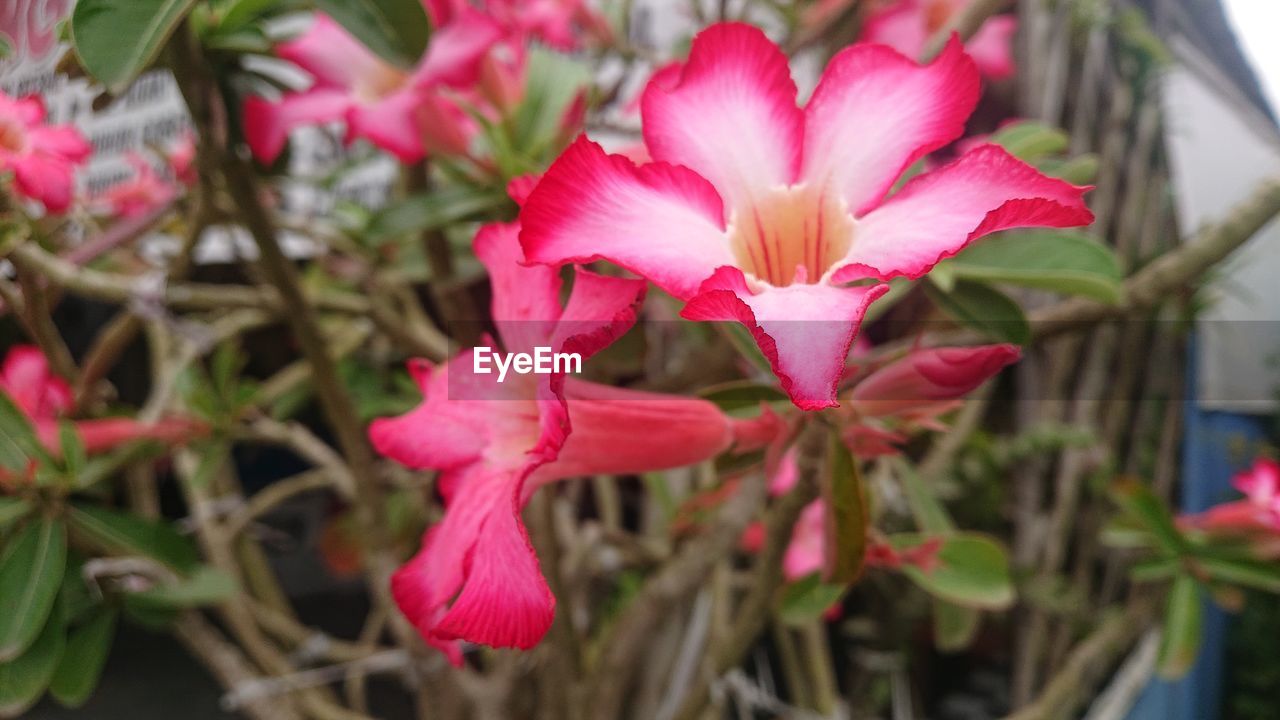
[0, 346, 206, 457]
[862, 0, 1017, 80]
[0, 92, 91, 213]
[243, 10, 502, 163]
[520, 23, 1092, 410]
[92, 153, 177, 219]
[1186, 458, 1280, 537]
[369, 222, 772, 661]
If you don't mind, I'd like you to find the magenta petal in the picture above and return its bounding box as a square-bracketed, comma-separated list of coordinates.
[681, 268, 889, 410]
[833, 144, 1094, 282]
[474, 222, 563, 355]
[242, 90, 350, 163]
[367, 357, 491, 471]
[519, 136, 731, 301]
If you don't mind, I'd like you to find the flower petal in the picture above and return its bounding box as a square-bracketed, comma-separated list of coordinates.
[520, 136, 731, 300]
[801, 36, 979, 217]
[277, 14, 391, 90]
[641, 22, 802, 210]
[346, 87, 427, 162]
[681, 268, 889, 410]
[549, 269, 647, 361]
[966, 15, 1017, 80]
[367, 357, 492, 470]
[11, 153, 78, 213]
[832, 144, 1094, 282]
[474, 222, 564, 354]
[29, 126, 92, 163]
[412, 8, 505, 89]
[850, 344, 1021, 417]
[242, 89, 351, 163]
[0, 346, 70, 419]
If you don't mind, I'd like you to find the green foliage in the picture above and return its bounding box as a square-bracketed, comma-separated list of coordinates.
[366, 186, 510, 246]
[1157, 575, 1202, 679]
[925, 279, 1031, 345]
[49, 608, 117, 708]
[0, 519, 67, 662]
[71, 0, 201, 93]
[0, 609, 65, 717]
[777, 574, 846, 626]
[314, 0, 431, 68]
[891, 533, 1015, 610]
[936, 230, 1124, 304]
[698, 380, 789, 415]
[67, 506, 200, 574]
[822, 431, 867, 584]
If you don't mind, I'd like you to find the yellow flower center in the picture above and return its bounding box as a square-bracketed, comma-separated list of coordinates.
[727, 185, 854, 287]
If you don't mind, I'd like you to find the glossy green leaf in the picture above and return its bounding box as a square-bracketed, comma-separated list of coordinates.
[49, 608, 117, 708]
[0, 611, 65, 717]
[71, 0, 201, 93]
[0, 498, 31, 530]
[698, 380, 788, 414]
[366, 186, 507, 244]
[128, 566, 236, 608]
[1039, 154, 1099, 184]
[0, 518, 67, 662]
[0, 390, 43, 472]
[925, 279, 1031, 345]
[777, 574, 846, 626]
[314, 0, 430, 68]
[58, 422, 86, 480]
[895, 533, 1015, 610]
[941, 231, 1123, 303]
[822, 432, 867, 584]
[1157, 575, 1202, 679]
[67, 506, 199, 573]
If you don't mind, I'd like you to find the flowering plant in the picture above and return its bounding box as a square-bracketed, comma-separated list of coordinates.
[1, 0, 1278, 718]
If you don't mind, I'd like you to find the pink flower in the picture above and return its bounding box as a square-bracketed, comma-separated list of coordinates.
[1188, 459, 1280, 536]
[862, 0, 1017, 80]
[370, 222, 763, 661]
[0, 0, 73, 62]
[520, 24, 1091, 410]
[243, 11, 502, 163]
[167, 132, 197, 186]
[0, 92, 91, 213]
[0, 346, 205, 457]
[849, 344, 1021, 418]
[92, 153, 177, 219]
[430, 0, 610, 51]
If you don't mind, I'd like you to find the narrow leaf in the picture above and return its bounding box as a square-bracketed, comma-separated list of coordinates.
[49, 608, 117, 708]
[0, 498, 32, 530]
[0, 612, 65, 717]
[777, 574, 846, 626]
[822, 430, 868, 584]
[128, 566, 237, 608]
[1156, 575, 1202, 679]
[67, 506, 199, 573]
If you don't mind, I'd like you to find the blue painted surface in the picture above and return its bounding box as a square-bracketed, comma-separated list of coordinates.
[1124, 336, 1269, 720]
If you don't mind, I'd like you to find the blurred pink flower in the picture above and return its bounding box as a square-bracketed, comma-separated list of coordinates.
[0, 345, 206, 457]
[520, 23, 1090, 410]
[862, 0, 1017, 80]
[0, 92, 91, 213]
[0, 0, 73, 62]
[243, 11, 502, 163]
[1188, 459, 1280, 536]
[370, 222, 767, 661]
[93, 153, 177, 219]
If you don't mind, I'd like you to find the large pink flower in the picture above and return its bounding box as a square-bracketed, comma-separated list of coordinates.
[520, 23, 1091, 410]
[1188, 459, 1280, 536]
[243, 11, 502, 163]
[0, 346, 205, 457]
[370, 222, 766, 661]
[0, 92, 90, 213]
[862, 0, 1017, 80]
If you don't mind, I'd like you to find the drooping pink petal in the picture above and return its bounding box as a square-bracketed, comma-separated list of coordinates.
[0, 346, 70, 419]
[28, 126, 92, 163]
[681, 267, 889, 410]
[242, 90, 351, 163]
[832, 144, 1094, 282]
[782, 501, 826, 579]
[801, 36, 978, 217]
[548, 269, 648, 361]
[519, 136, 732, 300]
[966, 15, 1016, 80]
[849, 344, 1020, 417]
[641, 22, 802, 210]
[345, 86, 427, 162]
[367, 357, 494, 471]
[475, 222, 564, 354]
[11, 153, 78, 214]
[433, 473, 555, 650]
[411, 8, 505, 89]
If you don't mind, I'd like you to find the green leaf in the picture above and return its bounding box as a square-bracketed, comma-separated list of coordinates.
[941, 231, 1123, 303]
[925, 279, 1031, 345]
[0, 390, 44, 473]
[1038, 154, 1099, 184]
[1198, 556, 1280, 593]
[71, 0, 201, 93]
[0, 498, 32, 530]
[822, 431, 867, 584]
[366, 186, 507, 244]
[0, 518, 67, 662]
[49, 608, 117, 708]
[989, 121, 1069, 162]
[314, 0, 430, 69]
[933, 600, 981, 652]
[777, 574, 846, 626]
[67, 506, 199, 573]
[128, 566, 236, 608]
[894, 458, 956, 535]
[895, 533, 1015, 610]
[0, 612, 66, 717]
[1157, 575, 1202, 679]
[216, 0, 281, 33]
[698, 380, 788, 414]
[59, 422, 86, 481]
[1110, 478, 1187, 557]
[508, 47, 591, 156]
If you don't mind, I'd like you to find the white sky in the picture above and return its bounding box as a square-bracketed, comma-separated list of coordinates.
[1223, 0, 1280, 117]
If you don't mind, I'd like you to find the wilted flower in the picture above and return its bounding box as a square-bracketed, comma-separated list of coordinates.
[520, 23, 1091, 410]
[0, 92, 91, 213]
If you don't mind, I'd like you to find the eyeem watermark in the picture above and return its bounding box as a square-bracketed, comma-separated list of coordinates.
[473, 346, 582, 382]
